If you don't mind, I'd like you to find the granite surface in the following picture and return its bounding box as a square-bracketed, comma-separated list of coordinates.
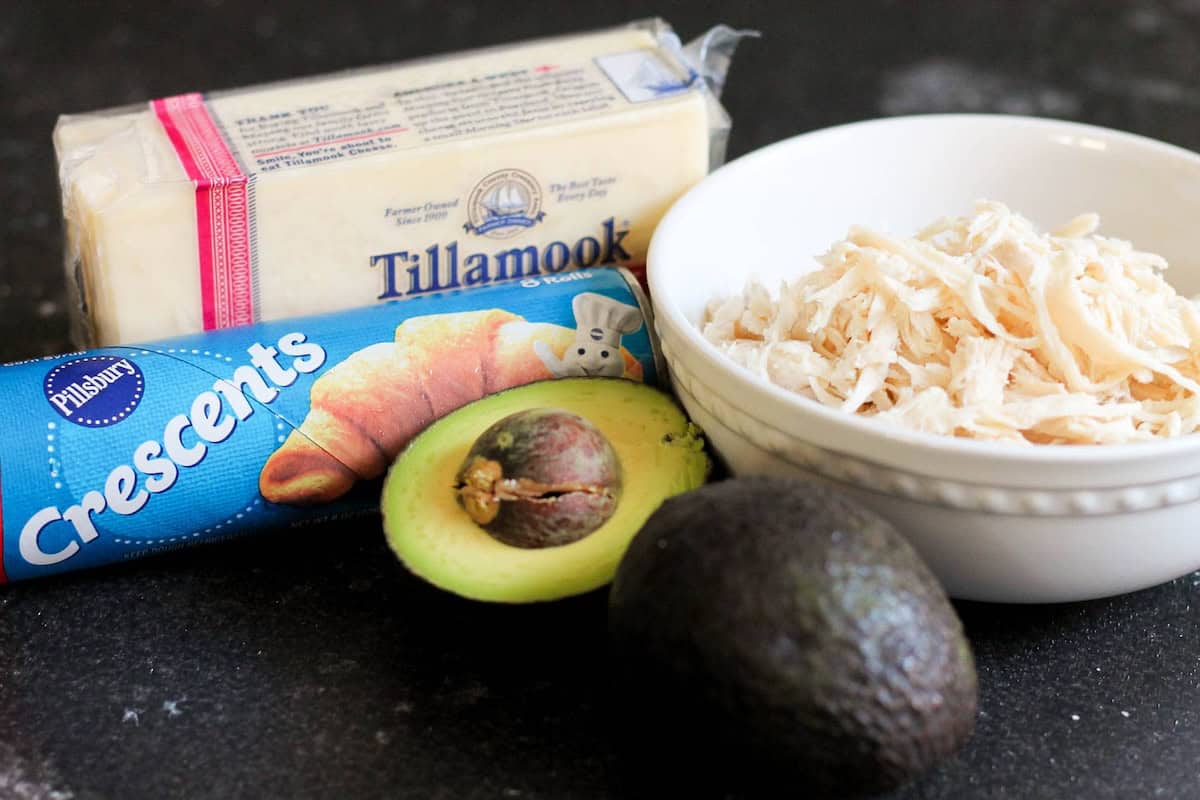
[4, 1, 1200, 797]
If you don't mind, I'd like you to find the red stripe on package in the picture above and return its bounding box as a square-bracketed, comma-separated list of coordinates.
[151, 93, 255, 331]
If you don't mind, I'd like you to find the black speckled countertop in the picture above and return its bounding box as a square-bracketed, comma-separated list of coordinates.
[5, 1, 1200, 798]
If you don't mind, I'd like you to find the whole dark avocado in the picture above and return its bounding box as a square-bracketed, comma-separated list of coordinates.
[608, 477, 977, 798]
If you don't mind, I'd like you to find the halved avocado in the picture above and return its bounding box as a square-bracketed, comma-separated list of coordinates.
[382, 378, 710, 603]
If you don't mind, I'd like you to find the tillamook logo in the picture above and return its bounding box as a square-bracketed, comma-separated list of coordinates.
[371, 217, 632, 300]
[463, 168, 545, 238]
[43, 356, 144, 427]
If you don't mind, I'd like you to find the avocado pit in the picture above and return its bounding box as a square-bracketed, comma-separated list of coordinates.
[453, 408, 621, 548]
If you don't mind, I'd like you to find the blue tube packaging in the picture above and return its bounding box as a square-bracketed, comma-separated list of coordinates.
[0, 269, 660, 582]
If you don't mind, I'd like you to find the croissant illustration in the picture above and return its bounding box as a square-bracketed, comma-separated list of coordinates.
[258, 307, 644, 505]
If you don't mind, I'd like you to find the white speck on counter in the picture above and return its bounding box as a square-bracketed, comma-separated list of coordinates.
[254, 14, 278, 38]
[1126, 5, 1165, 33]
[1084, 67, 1200, 107]
[121, 708, 142, 725]
[1070, 714, 1080, 721]
[162, 699, 186, 717]
[0, 741, 75, 800]
[1121, 710, 1131, 718]
[107, 23, 132, 47]
[880, 59, 1081, 117]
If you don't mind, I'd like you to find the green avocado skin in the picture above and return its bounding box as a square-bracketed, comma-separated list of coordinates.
[609, 477, 977, 798]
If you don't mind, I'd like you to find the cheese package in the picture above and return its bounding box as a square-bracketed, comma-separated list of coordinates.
[0, 268, 664, 582]
[55, 19, 751, 347]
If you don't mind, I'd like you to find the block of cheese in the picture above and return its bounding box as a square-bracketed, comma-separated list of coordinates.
[54, 19, 748, 346]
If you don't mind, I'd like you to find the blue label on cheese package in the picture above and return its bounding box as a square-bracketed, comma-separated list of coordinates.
[0, 269, 659, 583]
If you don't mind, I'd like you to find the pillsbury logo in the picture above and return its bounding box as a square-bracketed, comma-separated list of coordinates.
[43, 355, 144, 427]
[464, 169, 545, 239]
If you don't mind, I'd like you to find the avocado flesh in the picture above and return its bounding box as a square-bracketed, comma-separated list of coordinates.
[382, 378, 710, 603]
[609, 477, 977, 797]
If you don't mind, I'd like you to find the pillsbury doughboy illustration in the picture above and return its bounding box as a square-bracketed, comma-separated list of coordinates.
[535, 292, 644, 378]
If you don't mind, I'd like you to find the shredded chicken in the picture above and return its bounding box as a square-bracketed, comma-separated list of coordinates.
[702, 201, 1200, 444]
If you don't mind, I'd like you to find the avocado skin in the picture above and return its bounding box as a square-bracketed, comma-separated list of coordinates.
[608, 477, 977, 798]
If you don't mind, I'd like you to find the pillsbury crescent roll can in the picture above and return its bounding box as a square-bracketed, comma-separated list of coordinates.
[0, 269, 661, 582]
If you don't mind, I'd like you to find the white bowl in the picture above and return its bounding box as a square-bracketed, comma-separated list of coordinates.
[648, 114, 1200, 603]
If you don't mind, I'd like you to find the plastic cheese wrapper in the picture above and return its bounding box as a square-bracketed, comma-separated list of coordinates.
[54, 19, 753, 348]
[0, 269, 662, 583]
